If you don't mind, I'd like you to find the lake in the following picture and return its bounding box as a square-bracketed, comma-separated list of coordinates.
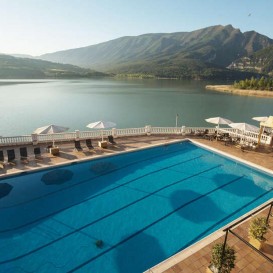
[1, 78, 273, 136]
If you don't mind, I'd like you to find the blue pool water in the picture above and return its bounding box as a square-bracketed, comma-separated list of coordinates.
[0, 140, 273, 273]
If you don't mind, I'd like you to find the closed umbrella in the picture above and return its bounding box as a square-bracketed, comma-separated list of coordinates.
[86, 121, 116, 141]
[33, 124, 69, 147]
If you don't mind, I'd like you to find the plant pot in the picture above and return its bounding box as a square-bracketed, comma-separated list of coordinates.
[206, 265, 219, 273]
[249, 237, 265, 250]
[98, 141, 108, 148]
[50, 147, 59, 156]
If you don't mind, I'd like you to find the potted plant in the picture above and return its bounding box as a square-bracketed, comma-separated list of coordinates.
[248, 216, 269, 250]
[207, 243, 236, 273]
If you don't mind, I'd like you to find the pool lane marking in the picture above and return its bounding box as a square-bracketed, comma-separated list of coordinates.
[177, 187, 273, 252]
[0, 163, 223, 265]
[67, 172, 246, 272]
[0, 155, 204, 232]
[0, 146, 204, 209]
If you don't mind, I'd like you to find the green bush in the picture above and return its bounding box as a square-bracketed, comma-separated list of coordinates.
[233, 76, 273, 91]
[210, 243, 236, 273]
[248, 217, 269, 241]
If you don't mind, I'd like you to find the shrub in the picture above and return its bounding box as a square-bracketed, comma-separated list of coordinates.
[210, 243, 236, 273]
[248, 217, 269, 241]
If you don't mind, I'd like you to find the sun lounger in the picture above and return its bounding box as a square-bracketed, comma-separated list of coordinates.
[86, 139, 94, 150]
[20, 147, 29, 163]
[74, 140, 83, 151]
[222, 136, 232, 146]
[7, 149, 16, 165]
[204, 133, 215, 141]
[108, 135, 116, 145]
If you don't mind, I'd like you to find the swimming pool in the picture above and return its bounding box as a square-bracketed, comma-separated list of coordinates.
[0, 140, 272, 273]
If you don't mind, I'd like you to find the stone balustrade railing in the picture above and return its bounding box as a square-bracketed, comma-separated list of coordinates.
[0, 126, 271, 146]
[218, 128, 270, 144]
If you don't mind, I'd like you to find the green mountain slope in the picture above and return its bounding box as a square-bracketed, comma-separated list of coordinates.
[229, 45, 273, 76]
[39, 25, 273, 79]
[0, 54, 108, 79]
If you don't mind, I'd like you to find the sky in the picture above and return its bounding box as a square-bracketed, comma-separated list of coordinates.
[0, 0, 273, 56]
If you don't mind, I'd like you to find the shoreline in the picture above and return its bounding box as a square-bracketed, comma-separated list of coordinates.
[206, 85, 273, 98]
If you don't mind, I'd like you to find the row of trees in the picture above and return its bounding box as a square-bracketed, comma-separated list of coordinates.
[233, 76, 273, 91]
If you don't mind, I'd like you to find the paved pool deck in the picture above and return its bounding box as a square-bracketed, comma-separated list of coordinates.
[1, 134, 273, 272]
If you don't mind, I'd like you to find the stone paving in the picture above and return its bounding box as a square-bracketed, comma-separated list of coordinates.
[161, 209, 273, 273]
[1, 134, 273, 272]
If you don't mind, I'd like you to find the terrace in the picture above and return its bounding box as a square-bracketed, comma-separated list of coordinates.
[0, 127, 273, 272]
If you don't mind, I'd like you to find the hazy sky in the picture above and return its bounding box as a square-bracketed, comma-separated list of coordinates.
[0, 0, 272, 56]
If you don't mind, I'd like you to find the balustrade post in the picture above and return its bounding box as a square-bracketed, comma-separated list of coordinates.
[181, 126, 186, 135]
[31, 133, 38, 145]
[145, 125, 151, 136]
[112, 128, 117, 138]
[75, 130, 80, 140]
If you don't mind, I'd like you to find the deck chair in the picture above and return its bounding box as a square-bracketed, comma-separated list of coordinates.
[86, 139, 94, 150]
[20, 147, 29, 164]
[7, 149, 16, 165]
[74, 140, 83, 151]
[108, 135, 116, 145]
[34, 147, 43, 160]
[0, 150, 5, 169]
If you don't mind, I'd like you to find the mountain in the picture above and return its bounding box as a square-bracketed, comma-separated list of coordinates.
[39, 25, 273, 79]
[10, 54, 35, 59]
[0, 54, 109, 79]
[228, 45, 273, 76]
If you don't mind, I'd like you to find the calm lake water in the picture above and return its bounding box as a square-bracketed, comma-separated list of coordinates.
[1, 78, 273, 136]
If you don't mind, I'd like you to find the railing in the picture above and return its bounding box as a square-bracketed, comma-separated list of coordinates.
[115, 127, 146, 136]
[184, 127, 216, 134]
[220, 199, 273, 268]
[151, 127, 182, 134]
[0, 135, 32, 146]
[0, 126, 271, 147]
[79, 130, 110, 140]
[37, 132, 76, 143]
[219, 128, 271, 144]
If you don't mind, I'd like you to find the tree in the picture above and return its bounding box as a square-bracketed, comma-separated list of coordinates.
[233, 76, 273, 91]
[258, 76, 265, 90]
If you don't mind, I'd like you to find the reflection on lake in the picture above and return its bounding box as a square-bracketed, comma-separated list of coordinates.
[0, 78, 273, 136]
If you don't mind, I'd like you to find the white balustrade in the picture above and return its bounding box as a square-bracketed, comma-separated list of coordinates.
[36, 132, 76, 143]
[151, 127, 182, 134]
[0, 135, 32, 146]
[115, 128, 146, 136]
[79, 130, 102, 139]
[0, 126, 271, 146]
[184, 127, 216, 134]
[219, 128, 271, 144]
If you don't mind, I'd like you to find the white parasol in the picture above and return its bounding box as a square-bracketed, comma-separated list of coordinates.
[205, 117, 233, 134]
[33, 124, 69, 146]
[205, 117, 233, 125]
[252, 116, 269, 122]
[228, 122, 259, 132]
[86, 121, 116, 141]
